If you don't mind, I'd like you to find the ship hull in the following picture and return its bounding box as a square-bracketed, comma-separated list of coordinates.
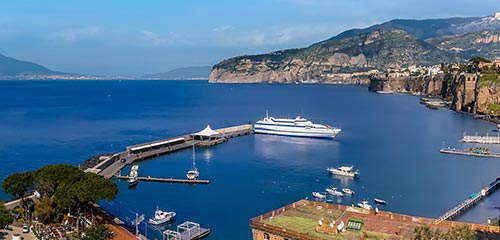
[254, 124, 340, 139]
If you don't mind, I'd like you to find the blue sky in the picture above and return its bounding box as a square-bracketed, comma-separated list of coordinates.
[0, 0, 498, 76]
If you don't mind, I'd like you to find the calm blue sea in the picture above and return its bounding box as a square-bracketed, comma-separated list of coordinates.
[0, 80, 499, 239]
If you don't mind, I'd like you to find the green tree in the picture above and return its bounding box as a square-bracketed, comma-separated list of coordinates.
[82, 224, 113, 240]
[34, 195, 58, 223]
[2, 171, 34, 198]
[0, 201, 14, 229]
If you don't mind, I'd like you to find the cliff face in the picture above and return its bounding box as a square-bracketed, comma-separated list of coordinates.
[210, 29, 452, 83]
[475, 76, 500, 116]
[368, 74, 445, 96]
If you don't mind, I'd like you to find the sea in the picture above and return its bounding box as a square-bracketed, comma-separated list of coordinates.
[0, 80, 499, 239]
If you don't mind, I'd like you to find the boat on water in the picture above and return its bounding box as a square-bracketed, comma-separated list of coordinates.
[148, 206, 176, 225]
[497, 124, 500, 129]
[342, 188, 354, 195]
[326, 166, 359, 178]
[325, 188, 344, 197]
[374, 198, 387, 205]
[128, 165, 139, 187]
[253, 112, 341, 139]
[186, 145, 199, 180]
[357, 201, 372, 210]
[312, 192, 326, 199]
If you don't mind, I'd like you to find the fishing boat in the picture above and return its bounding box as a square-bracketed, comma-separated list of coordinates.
[325, 188, 344, 197]
[342, 188, 354, 195]
[374, 198, 387, 205]
[326, 166, 359, 178]
[312, 192, 326, 199]
[148, 206, 176, 225]
[186, 145, 199, 180]
[357, 201, 372, 210]
[128, 165, 139, 187]
[254, 112, 341, 139]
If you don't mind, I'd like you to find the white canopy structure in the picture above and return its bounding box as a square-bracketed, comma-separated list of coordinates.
[192, 125, 220, 137]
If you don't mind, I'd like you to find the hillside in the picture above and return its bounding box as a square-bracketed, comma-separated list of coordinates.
[0, 54, 60, 76]
[210, 29, 455, 83]
[143, 66, 211, 79]
[210, 13, 500, 84]
[426, 30, 500, 60]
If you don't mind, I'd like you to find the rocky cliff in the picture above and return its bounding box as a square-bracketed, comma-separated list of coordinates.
[210, 29, 453, 84]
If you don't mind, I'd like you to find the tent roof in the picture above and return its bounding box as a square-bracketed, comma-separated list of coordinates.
[192, 125, 220, 137]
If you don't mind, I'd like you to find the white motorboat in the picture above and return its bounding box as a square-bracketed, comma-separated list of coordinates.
[326, 166, 359, 178]
[312, 192, 326, 199]
[186, 145, 199, 180]
[148, 206, 176, 225]
[374, 198, 387, 205]
[342, 188, 354, 195]
[325, 188, 344, 197]
[128, 165, 139, 187]
[357, 201, 372, 210]
[254, 112, 341, 139]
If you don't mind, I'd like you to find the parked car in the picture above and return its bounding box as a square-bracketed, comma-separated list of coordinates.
[120, 158, 126, 163]
[22, 224, 29, 233]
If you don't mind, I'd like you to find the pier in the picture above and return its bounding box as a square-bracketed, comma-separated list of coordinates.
[93, 124, 253, 179]
[440, 147, 500, 158]
[434, 177, 500, 225]
[117, 175, 209, 184]
[163, 221, 210, 240]
[460, 135, 500, 144]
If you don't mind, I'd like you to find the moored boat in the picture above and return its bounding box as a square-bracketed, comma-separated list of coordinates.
[254, 112, 341, 139]
[342, 188, 354, 195]
[357, 201, 372, 210]
[326, 166, 359, 178]
[186, 145, 199, 180]
[148, 206, 176, 225]
[374, 198, 387, 205]
[312, 192, 326, 199]
[326, 188, 344, 197]
[128, 165, 139, 187]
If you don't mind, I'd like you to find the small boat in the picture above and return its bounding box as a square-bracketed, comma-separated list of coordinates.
[325, 188, 344, 197]
[186, 145, 199, 180]
[374, 198, 387, 205]
[342, 188, 354, 195]
[497, 124, 500, 129]
[312, 192, 326, 199]
[326, 166, 359, 178]
[128, 165, 139, 187]
[148, 206, 176, 225]
[357, 201, 372, 210]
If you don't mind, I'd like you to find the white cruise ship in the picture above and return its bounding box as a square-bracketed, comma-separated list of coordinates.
[254, 113, 341, 139]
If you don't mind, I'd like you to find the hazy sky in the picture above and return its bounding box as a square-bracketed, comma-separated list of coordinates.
[0, 0, 498, 76]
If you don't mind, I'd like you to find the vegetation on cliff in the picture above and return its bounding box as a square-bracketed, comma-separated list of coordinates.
[0, 201, 13, 229]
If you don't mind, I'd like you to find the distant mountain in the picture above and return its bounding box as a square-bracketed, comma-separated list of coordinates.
[143, 66, 211, 79]
[210, 13, 500, 83]
[0, 53, 61, 76]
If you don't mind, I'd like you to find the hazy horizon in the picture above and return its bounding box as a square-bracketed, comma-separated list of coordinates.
[0, 0, 498, 76]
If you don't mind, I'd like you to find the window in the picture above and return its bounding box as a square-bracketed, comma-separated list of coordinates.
[263, 233, 270, 240]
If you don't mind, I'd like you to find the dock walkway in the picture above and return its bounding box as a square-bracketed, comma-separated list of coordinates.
[434, 177, 500, 225]
[461, 135, 500, 144]
[440, 148, 500, 158]
[116, 175, 209, 184]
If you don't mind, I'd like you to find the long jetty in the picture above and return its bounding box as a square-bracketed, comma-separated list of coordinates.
[116, 175, 210, 184]
[434, 177, 500, 225]
[89, 124, 253, 179]
[461, 135, 500, 144]
[440, 147, 500, 158]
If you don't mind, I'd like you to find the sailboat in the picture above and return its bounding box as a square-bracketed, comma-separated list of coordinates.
[186, 144, 199, 180]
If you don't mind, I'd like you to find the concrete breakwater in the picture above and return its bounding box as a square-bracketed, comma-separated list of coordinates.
[82, 124, 254, 179]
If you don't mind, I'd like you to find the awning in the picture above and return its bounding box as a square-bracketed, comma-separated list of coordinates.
[192, 125, 220, 137]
